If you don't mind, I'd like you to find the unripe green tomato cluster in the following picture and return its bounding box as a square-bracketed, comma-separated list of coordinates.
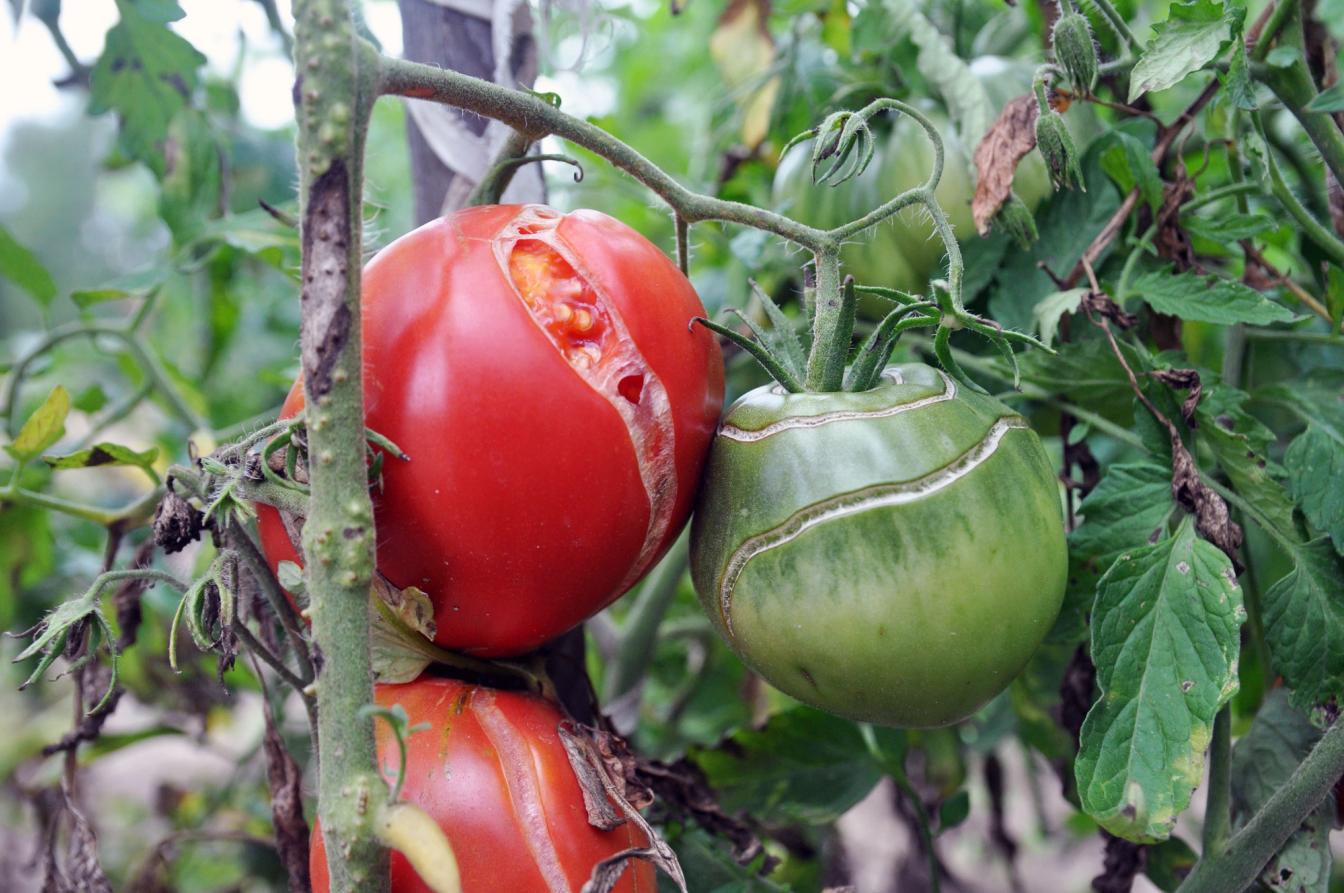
[690, 364, 1068, 728]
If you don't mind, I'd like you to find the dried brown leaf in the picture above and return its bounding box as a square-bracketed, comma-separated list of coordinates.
[972, 94, 1039, 234]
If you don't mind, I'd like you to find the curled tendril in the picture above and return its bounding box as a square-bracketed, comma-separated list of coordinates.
[360, 703, 431, 803]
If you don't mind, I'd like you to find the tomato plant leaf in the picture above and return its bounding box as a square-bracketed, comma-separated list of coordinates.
[1131, 267, 1297, 325]
[197, 208, 301, 273]
[1230, 689, 1334, 893]
[71, 266, 170, 309]
[663, 827, 789, 893]
[1074, 517, 1245, 842]
[159, 109, 222, 244]
[885, 0, 994, 148]
[1284, 424, 1344, 555]
[6, 385, 71, 463]
[0, 224, 58, 308]
[1128, 0, 1237, 103]
[1195, 387, 1299, 540]
[1143, 836, 1199, 891]
[708, 0, 779, 149]
[1179, 211, 1275, 243]
[89, 0, 207, 174]
[1221, 41, 1258, 110]
[691, 707, 883, 825]
[1031, 288, 1088, 349]
[1261, 537, 1344, 713]
[1307, 82, 1344, 113]
[1100, 132, 1163, 213]
[990, 141, 1122, 333]
[1069, 462, 1175, 564]
[43, 442, 159, 472]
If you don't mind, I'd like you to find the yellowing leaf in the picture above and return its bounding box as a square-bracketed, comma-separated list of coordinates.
[709, 0, 779, 148]
[6, 385, 70, 463]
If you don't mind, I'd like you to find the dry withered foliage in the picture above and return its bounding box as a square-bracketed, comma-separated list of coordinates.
[972, 94, 1039, 234]
[1149, 368, 1202, 428]
[262, 701, 310, 893]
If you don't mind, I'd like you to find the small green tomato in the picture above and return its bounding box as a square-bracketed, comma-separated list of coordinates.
[690, 363, 1067, 728]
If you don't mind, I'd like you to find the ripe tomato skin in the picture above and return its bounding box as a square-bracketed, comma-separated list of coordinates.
[258, 204, 724, 656]
[310, 677, 655, 893]
[689, 363, 1067, 728]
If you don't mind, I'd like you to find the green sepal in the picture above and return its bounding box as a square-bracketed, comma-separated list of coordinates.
[844, 305, 939, 392]
[692, 317, 806, 393]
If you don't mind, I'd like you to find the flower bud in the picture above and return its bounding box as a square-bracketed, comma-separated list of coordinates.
[1052, 13, 1099, 96]
[1035, 110, 1084, 190]
[992, 192, 1039, 249]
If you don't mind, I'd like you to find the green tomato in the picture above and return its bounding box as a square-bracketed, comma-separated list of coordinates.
[689, 363, 1067, 728]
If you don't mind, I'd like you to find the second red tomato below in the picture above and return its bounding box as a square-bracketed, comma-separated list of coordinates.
[258, 204, 724, 656]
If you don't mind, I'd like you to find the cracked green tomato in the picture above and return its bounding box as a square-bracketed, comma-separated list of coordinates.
[690, 363, 1067, 728]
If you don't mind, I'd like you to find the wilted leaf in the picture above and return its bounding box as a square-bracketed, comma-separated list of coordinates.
[370, 576, 440, 683]
[44, 442, 159, 472]
[972, 94, 1039, 234]
[6, 385, 70, 463]
[1075, 517, 1244, 842]
[0, 224, 58, 307]
[1131, 267, 1296, 325]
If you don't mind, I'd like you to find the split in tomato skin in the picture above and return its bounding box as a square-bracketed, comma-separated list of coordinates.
[690, 363, 1067, 728]
[258, 204, 724, 656]
[309, 677, 655, 893]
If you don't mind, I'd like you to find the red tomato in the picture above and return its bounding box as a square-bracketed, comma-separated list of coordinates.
[310, 677, 656, 893]
[259, 204, 724, 656]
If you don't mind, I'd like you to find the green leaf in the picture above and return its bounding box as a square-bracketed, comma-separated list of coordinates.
[71, 385, 109, 414]
[1075, 517, 1245, 842]
[88, 0, 207, 173]
[666, 828, 789, 893]
[0, 224, 58, 308]
[1327, 266, 1344, 328]
[1180, 212, 1275, 243]
[158, 109, 222, 243]
[1307, 82, 1344, 113]
[43, 442, 159, 472]
[884, 0, 994, 148]
[6, 385, 71, 463]
[1069, 463, 1176, 563]
[692, 707, 883, 825]
[936, 789, 971, 833]
[1230, 689, 1334, 893]
[1285, 423, 1344, 554]
[71, 266, 170, 309]
[1265, 45, 1301, 68]
[1031, 288, 1088, 349]
[1196, 387, 1300, 540]
[1221, 42, 1258, 110]
[1100, 132, 1164, 213]
[196, 208, 300, 272]
[1144, 837, 1199, 891]
[1132, 267, 1296, 325]
[1261, 538, 1344, 713]
[1128, 0, 1236, 102]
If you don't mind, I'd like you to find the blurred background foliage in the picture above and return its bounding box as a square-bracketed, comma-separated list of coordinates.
[1, 0, 1342, 890]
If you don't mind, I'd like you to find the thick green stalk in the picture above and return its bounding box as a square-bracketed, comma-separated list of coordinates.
[1201, 707, 1232, 858]
[1256, 5, 1344, 192]
[292, 2, 387, 891]
[1177, 716, 1344, 893]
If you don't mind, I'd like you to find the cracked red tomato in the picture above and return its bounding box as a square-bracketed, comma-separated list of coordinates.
[310, 677, 655, 893]
[258, 204, 723, 656]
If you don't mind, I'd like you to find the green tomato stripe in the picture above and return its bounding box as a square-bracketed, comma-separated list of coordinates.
[715, 415, 1031, 636]
[717, 368, 958, 443]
